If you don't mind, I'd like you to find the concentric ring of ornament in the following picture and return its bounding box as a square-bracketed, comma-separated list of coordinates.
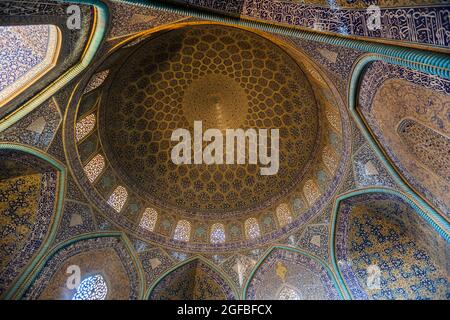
[99, 24, 320, 219]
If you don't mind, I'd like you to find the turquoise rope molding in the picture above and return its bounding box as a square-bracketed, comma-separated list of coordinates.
[1, 0, 449, 133]
[12, 231, 146, 300]
[0, 1, 448, 300]
[329, 187, 450, 300]
[242, 246, 350, 300]
[3, 2, 449, 220]
[348, 54, 450, 236]
[111, 0, 450, 79]
[0, 143, 66, 300]
[145, 255, 240, 300]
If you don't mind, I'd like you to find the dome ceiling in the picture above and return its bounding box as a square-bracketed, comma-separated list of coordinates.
[2, 0, 449, 301]
[99, 25, 320, 219]
[64, 22, 349, 251]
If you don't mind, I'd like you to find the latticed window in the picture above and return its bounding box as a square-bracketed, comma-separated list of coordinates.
[303, 180, 321, 205]
[325, 105, 341, 134]
[322, 145, 338, 173]
[244, 218, 260, 240]
[76, 114, 96, 141]
[107, 186, 128, 212]
[139, 208, 158, 231]
[72, 274, 108, 300]
[210, 223, 225, 244]
[276, 203, 293, 227]
[84, 70, 110, 93]
[173, 220, 191, 242]
[83, 154, 105, 182]
[278, 286, 301, 300]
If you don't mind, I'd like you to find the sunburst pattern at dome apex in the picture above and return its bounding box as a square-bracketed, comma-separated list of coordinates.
[99, 24, 320, 219]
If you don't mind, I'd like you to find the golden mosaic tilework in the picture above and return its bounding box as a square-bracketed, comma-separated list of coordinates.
[100, 24, 319, 219]
[0, 174, 41, 271]
[287, 0, 445, 7]
[371, 78, 450, 210]
[0, 25, 59, 106]
[38, 248, 131, 300]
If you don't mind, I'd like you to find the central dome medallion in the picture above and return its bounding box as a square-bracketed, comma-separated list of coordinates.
[100, 24, 319, 219]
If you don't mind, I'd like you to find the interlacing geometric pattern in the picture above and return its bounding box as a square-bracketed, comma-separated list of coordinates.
[245, 218, 261, 240]
[2, 0, 448, 302]
[398, 119, 450, 182]
[64, 19, 351, 250]
[84, 70, 110, 94]
[0, 24, 59, 105]
[276, 203, 293, 227]
[139, 208, 158, 231]
[303, 180, 321, 205]
[107, 186, 128, 212]
[210, 223, 226, 244]
[278, 286, 301, 300]
[325, 105, 342, 134]
[72, 274, 108, 300]
[76, 114, 96, 142]
[83, 154, 105, 182]
[322, 145, 339, 173]
[100, 24, 319, 218]
[173, 220, 191, 242]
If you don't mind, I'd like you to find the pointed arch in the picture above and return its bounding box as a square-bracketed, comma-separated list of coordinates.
[348, 54, 449, 220]
[331, 188, 450, 300]
[173, 220, 191, 242]
[210, 223, 226, 244]
[139, 208, 158, 232]
[72, 274, 108, 300]
[13, 232, 145, 300]
[243, 246, 346, 300]
[0, 0, 108, 132]
[146, 256, 238, 300]
[0, 143, 65, 299]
